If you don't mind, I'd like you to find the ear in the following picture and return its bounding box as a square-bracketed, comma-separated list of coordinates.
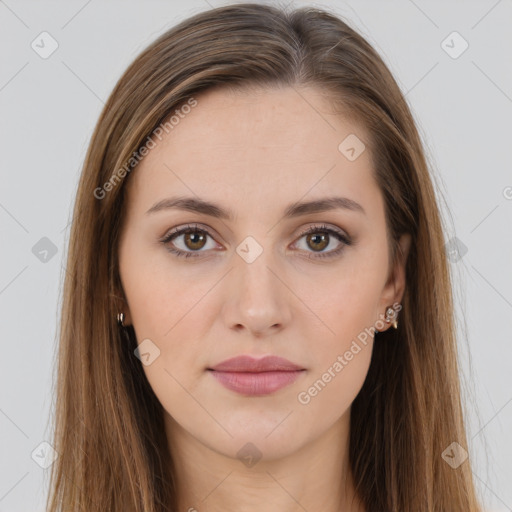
[378, 233, 411, 330]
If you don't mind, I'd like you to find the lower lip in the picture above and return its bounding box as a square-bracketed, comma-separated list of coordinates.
[208, 370, 304, 396]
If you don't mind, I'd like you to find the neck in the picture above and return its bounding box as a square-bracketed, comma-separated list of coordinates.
[165, 411, 365, 512]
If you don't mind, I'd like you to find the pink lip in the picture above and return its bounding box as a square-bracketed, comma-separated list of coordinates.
[207, 355, 305, 396]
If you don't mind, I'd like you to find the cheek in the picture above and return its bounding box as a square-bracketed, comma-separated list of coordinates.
[119, 235, 195, 338]
[297, 253, 383, 405]
[119, 239, 216, 385]
[310, 263, 385, 346]
[294, 274, 378, 419]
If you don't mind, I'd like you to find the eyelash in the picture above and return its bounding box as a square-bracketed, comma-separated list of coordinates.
[159, 223, 352, 260]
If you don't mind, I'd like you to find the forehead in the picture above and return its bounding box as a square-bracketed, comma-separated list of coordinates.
[125, 85, 382, 221]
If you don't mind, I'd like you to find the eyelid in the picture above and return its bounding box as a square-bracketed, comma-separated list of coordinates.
[293, 223, 350, 242]
[160, 223, 222, 244]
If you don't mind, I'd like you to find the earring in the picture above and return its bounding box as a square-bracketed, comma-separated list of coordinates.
[384, 306, 399, 329]
[117, 312, 125, 327]
[375, 304, 400, 333]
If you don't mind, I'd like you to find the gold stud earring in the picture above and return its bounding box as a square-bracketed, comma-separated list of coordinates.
[384, 306, 398, 329]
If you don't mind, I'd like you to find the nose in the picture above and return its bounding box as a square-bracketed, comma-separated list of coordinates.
[222, 249, 292, 338]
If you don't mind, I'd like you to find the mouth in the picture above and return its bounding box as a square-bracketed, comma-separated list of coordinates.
[207, 355, 306, 396]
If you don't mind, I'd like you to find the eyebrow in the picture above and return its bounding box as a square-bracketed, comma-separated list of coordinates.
[145, 195, 366, 219]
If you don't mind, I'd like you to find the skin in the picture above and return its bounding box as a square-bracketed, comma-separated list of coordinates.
[118, 85, 410, 512]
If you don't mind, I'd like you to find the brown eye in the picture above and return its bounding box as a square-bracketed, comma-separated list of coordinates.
[293, 224, 352, 260]
[160, 224, 219, 258]
[182, 230, 207, 251]
[306, 232, 329, 252]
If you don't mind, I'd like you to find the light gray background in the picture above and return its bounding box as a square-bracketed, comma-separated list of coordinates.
[1, 0, 511, 510]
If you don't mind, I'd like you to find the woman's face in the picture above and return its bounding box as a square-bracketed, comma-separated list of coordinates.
[118, 85, 408, 462]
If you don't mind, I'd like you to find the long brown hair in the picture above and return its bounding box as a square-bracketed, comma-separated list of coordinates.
[46, 3, 482, 510]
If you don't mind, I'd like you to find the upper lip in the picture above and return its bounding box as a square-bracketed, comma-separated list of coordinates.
[208, 355, 304, 372]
